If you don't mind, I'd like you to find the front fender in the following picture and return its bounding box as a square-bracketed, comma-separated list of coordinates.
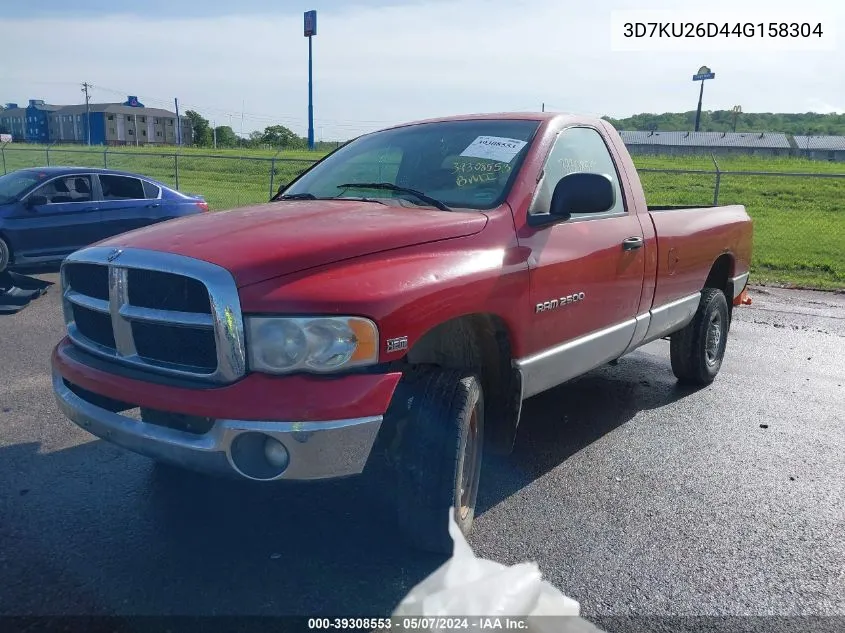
[238, 228, 532, 362]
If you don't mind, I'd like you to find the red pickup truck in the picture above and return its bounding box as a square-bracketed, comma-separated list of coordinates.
[51, 112, 752, 553]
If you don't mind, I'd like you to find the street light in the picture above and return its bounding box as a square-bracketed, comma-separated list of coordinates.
[304, 9, 317, 151]
[692, 65, 715, 132]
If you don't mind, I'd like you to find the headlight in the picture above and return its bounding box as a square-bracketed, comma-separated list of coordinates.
[245, 316, 379, 375]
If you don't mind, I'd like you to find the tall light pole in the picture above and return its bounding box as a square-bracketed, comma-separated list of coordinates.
[304, 9, 317, 150]
[692, 65, 715, 132]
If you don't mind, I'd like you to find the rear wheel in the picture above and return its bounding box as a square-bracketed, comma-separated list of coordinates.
[670, 288, 730, 386]
[386, 368, 484, 554]
[0, 236, 10, 273]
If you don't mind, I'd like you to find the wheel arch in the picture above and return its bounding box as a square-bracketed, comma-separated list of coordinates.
[0, 229, 13, 268]
[704, 253, 736, 321]
[404, 312, 523, 454]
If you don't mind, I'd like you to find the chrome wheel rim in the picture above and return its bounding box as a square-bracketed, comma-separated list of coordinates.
[458, 408, 480, 521]
[705, 312, 722, 365]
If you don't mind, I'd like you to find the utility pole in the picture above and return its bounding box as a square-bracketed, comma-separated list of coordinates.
[542, 102, 545, 112]
[174, 98, 181, 145]
[81, 82, 92, 145]
[213, 120, 217, 149]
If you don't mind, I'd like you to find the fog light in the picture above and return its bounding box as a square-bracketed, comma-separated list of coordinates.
[264, 437, 290, 469]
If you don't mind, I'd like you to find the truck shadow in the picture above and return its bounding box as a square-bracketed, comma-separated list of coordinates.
[0, 345, 699, 618]
[477, 347, 700, 514]
[0, 438, 439, 617]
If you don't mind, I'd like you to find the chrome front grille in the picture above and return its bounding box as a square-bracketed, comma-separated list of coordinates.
[61, 246, 246, 384]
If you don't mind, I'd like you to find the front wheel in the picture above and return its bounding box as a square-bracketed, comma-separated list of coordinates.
[670, 288, 730, 386]
[387, 368, 484, 554]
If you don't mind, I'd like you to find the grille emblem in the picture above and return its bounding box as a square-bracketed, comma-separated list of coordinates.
[106, 248, 123, 262]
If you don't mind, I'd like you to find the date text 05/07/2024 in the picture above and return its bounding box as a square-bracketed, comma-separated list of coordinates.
[308, 616, 532, 630]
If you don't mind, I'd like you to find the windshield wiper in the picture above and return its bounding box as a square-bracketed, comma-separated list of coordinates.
[272, 191, 386, 205]
[337, 182, 451, 211]
[273, 192, 318, 201]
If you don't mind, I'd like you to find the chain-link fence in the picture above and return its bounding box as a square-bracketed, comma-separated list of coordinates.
[0, 144, 316, 211]
[639, 168, 845, 288]
[2, 144, 843, 288]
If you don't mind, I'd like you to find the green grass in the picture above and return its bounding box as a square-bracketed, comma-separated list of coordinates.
[2, 145, 843, 289]
[634, 155, 845, 290]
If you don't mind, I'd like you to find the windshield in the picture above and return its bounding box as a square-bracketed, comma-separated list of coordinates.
[282, 119, 541, 210]
[0, 170, 43, 203]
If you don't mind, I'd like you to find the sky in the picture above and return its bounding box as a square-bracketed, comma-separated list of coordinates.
[1, 0, 843, 140]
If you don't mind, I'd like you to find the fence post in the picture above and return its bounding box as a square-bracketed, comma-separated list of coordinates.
[711, 153, 721, 206]
[45, 145, 50, 167]
[268, 158, 277, 199]
[267, 148, 283, 199]
[103, 147, 108, 168]
[1, 143, 6, 175]
[174, 153, 180, 189]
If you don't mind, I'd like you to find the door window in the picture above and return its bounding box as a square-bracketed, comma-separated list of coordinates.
[32, 175, 93, 204]
[100, 175, 145, 200]
[530, 127, 625, 216]
[142, 180, 161, 199]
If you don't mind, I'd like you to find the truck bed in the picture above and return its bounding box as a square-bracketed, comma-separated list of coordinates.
[646, 203, 753, 308]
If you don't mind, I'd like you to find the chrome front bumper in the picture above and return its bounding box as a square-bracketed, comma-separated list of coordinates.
[52, 371, 383, 481]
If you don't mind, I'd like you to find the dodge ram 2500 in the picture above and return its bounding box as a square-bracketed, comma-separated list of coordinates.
[51, 112, 753, 553]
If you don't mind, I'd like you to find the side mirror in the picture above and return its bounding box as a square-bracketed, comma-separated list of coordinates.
[549, 172, 615, 220]
[26, 194, 48, 208]
[270, 182, 288, 201]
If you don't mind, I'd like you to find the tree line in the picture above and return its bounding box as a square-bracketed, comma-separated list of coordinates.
[4, 108, 844, 142]
[602, 110, 845, 135]
[179, 109, 845, 151]
[183, 110, 340, 151]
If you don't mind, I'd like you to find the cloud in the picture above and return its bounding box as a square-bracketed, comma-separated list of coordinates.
[1, 0, 842, 139]
[804, 99, 843, 114]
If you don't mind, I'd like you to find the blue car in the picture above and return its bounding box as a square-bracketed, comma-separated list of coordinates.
[0, 167, 209, 272]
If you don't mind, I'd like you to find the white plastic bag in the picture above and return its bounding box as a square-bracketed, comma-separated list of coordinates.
[392, 509, 604, 632]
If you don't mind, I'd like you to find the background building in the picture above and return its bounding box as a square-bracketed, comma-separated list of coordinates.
[619, 131, 792, 158]
[0, 95, 192, 146]
[0, 100, 62, 143]
[792, 136, 845, 162]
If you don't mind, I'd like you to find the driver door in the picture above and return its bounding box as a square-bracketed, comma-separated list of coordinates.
[515, 126, 646, 396]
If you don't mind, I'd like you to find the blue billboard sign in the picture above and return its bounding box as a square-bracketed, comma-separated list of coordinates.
[304, 10, 317, 37]
[693, 65, 714, 81]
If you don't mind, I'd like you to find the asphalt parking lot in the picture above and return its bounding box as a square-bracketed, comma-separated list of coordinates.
[1, 273, 843, 631]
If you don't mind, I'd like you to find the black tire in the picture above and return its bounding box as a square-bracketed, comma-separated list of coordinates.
[670, 288, 730, 386]
[387, 367, 484, 554]
[0, 236, 10, 273]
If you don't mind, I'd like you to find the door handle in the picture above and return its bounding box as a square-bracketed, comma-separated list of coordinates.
[146, 203, 161, 208]
[622, 236, 644, 251]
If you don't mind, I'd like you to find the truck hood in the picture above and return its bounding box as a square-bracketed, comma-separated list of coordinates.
[96, 200, 489, 287]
